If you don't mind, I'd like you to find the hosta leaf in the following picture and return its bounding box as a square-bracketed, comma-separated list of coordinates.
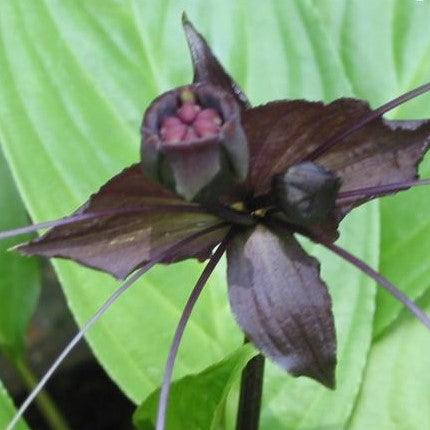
[0, 149, 40, 360]
[0, 379, 29, 430]
[133, 344, 257, 430]
[314, 0, 430, 336]
[0, 0, 241, 404]
[349, 293, 430, 429]
[0, 1, 377, 428]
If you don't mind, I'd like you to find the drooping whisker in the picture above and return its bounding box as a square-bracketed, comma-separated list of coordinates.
[155, 229, 234, 430]
[337, 178, 430, 204]
[320, 241, 430, 332]
[306, 81, 430, 161]
[6, 222, 228, 430]
[270, 217, 430, 333]
[0, 203, 205, 241]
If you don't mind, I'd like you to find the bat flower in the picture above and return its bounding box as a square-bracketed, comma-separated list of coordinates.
[3, 14, 430, 430]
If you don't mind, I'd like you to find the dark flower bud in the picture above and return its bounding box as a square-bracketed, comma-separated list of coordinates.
[141, 84, 249, 202]
[273, 162, 340, 225]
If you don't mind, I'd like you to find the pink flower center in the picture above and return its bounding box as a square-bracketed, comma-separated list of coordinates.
[160, 89, 223, 143]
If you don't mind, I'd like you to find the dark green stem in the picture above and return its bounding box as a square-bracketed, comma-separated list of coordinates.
[14, 358, 71, 430]
[235, 343, 265, 430]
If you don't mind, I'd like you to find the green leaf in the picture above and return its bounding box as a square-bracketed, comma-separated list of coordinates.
[0, 149, 40, 360]
[0, 0, 241, 404]
[313, 3, 430, 427]
[349, 293, 430, 429]
[133, 344, 257, 430]
[314, 0, 430, 336]
[0, 378, 29, 430]
[0, 1, 377, 428]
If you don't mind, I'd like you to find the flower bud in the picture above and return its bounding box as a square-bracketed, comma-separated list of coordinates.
[273, 162, 340, 225]
[141, 84, 249, 202]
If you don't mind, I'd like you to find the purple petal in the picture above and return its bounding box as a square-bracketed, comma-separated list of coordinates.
[18, 165, 228, 279]
[242, 100, 430, 212]
[307, 82, 430, 160]
[182, 13, 250, 109]
[227, 225, 336, 388]
[321, 118, 430, 217]
[242, 99, 333, 194]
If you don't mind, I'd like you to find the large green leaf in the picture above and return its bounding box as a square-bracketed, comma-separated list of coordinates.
[0, 149, 40, 360]
[313, 3, 430, 428]
[134, 344, 257, 430]
[349, 292, 430, 430]
[314, 0, 430, 336]
[0, 379, 28, 430]
[0, 0, 242, 403]
[0, 0, 378, 427]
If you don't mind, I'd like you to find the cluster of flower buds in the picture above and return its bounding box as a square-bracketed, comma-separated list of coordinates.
[159, 88, 222, 143]
[141, 84, 248, 203]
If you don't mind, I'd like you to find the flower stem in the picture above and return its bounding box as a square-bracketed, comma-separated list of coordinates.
[236, 340, 265, 430]
[14, 358, 71, 430]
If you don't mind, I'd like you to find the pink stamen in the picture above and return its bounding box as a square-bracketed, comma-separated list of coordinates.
[161, 116, 183, 128]
[159, 90, 223, 143]
[196, 108, 222, 125]
[183, 127, 199, 141]
[162, 123, 188, 142]
[177, 103, 201, 124]
[193, 117, 220, 138]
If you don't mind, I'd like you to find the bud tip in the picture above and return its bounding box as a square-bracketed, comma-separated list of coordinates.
[180, 88, 196, 104]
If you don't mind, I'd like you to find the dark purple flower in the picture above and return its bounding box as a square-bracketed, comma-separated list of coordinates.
[3, 13, 430, 430]
[141, 82, 248, 202]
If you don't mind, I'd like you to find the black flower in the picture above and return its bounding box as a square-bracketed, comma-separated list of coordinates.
[2, 14, 430, 430]
[141, 83, 248, 201]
